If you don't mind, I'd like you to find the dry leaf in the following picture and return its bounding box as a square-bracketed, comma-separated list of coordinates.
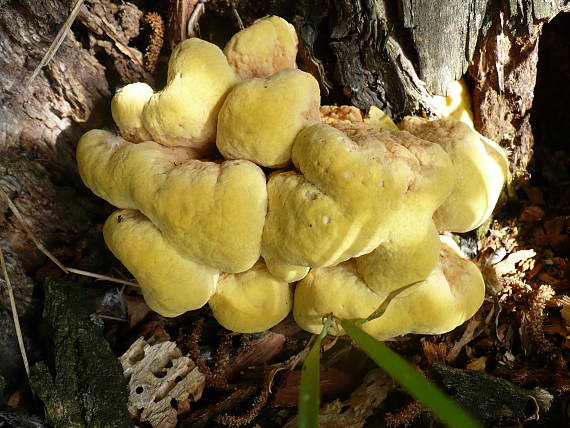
[283, 370, 392, 428]
[494, 249, 536, 277]
[466, 356, 487, 371]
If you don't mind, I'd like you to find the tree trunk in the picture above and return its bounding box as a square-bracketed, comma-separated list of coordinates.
[1, 0, 568, 265]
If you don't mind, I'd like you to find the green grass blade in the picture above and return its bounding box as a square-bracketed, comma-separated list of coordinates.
[298, 334, 321, 428]
[298, 316, 333, 428]
[341, 319, 482, 428]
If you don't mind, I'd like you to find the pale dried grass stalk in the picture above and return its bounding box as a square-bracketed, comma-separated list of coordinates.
[0, 248, 30, 378]
[25, 0, 85, 89]
[0, 186, 138, 288]
[0, 187, 67, 273]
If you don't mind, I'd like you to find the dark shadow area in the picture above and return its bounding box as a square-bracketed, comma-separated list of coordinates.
[527, 13, 570, 215]
[531, 13, 570, 152]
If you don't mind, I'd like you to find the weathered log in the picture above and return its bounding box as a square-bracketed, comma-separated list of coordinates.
[293, 0, 569, 178]
[433, 363, 554, 424]
[28, 278, 131, 428]
[0, 308, 42, 394]
[0, 238, 38, 318]
[0, 0, 150, 268]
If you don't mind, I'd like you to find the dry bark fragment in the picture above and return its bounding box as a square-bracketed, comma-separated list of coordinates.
[120, 337, 206, 428]
[28, 279, 131, 428]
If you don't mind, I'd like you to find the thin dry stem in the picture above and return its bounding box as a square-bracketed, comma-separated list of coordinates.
[25, 0, 85, 89]
[66, 268, 138, 287]
[0, 187, 67, 272]
[0, 186, 139, 288]
[0, 248, 30, 378]
[230, 1, 244, 30]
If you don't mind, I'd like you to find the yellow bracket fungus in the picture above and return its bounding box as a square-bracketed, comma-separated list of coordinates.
[76, 16, 507, 337]
[216, 69, 321, 168]
[223, 15, 298, 79]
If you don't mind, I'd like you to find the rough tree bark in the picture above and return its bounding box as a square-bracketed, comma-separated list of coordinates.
[1, 0, 568, 267]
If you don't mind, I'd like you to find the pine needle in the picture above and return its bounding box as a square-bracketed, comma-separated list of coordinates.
[24, 0, 85, 89]
[0, 248, 31, 378]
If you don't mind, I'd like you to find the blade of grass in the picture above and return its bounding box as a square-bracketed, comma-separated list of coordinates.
[361, 279, 424, 323]
[298, 316, 333, 428]
[341, 319, 482, 428]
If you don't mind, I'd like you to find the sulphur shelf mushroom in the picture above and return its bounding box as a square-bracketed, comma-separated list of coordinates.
[76, 16, 507, 338]
[294, 236, 485, 340]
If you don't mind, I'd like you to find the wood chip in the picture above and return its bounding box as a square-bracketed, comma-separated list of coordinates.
[120, 337, 206, 428]
[466, 356, 487, 371]
[124, 294, 152, 328]
[560, 297, 570, 328]
[446, 316, 484, 362]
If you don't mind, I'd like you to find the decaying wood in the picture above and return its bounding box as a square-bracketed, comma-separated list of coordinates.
[0, 0, 151, 267]
[0, 309, 35, 392]
[283, 369, 391, 428]
[0, 246, 31, 379]
[401, 0, 488, 95]
[0, 407, 49, 428]
[0, 160, 93, 271]
[168, 0, 200, 49]
[294, 0, 569, 172]
[401, 0, 567, 95]
[294, 0, 436, 119]
[120, 337, 206, 428]
[28, 278, 131, 428]
[433, 363, 553, 424]
[470, 19, 541, 182]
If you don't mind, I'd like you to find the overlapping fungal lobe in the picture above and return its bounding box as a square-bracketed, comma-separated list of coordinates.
[362, 237, 485, 340]
[293, 260, 388, 335]
[319, 105, 398, 132]
[208, 260, 293, 333]
[111, 82, 154, 142]
[141, 38, 240, 150]
[261, 123, 452, 274]
[223, 15, 298, 79]
[76, 13, 506, 336]
[293, 237, 485, 341]
[77, 129, 267, 273]
[103, 209, 219, 317]
[399, 117, 508, 232]
[216, 69, 321, 168]
[354, 128, 454, 294]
